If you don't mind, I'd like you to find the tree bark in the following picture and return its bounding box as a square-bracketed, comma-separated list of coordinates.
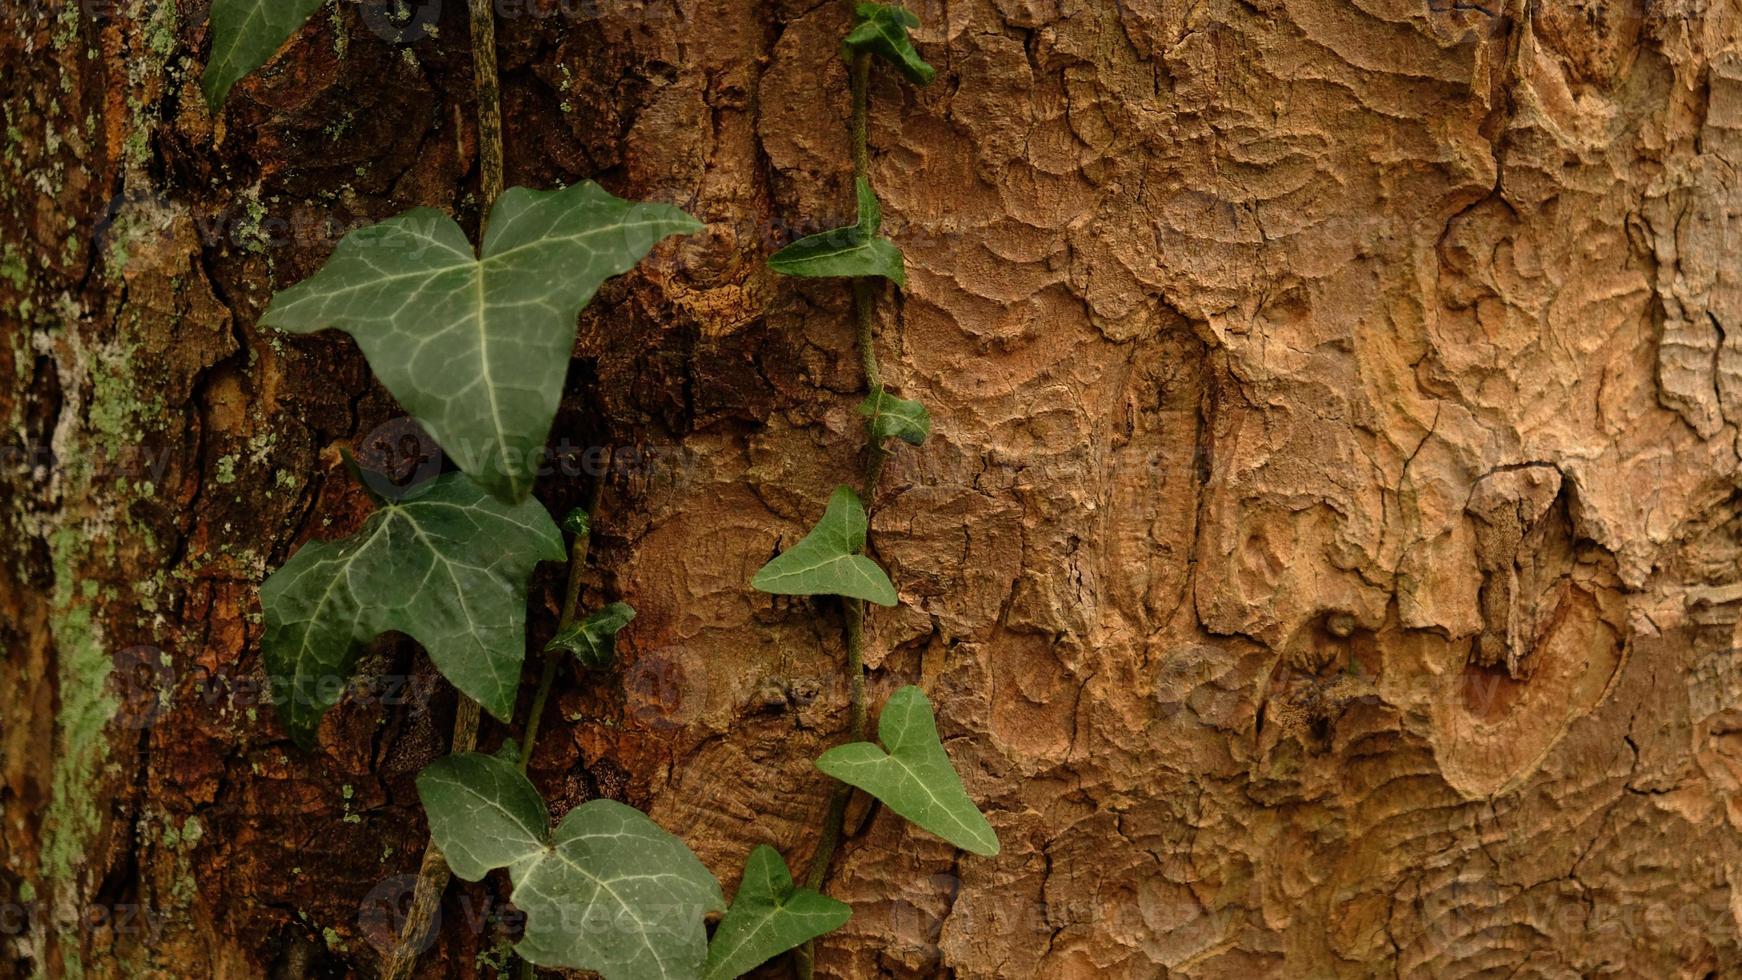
[6, 0, 1742, 977]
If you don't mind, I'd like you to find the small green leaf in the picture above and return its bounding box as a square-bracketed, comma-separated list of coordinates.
[703, 845, 851, 980]
[752, 486, 897, 606]
[767, 178, 905, 285]
[546, 602, 636, 669]
[816, 686, 999, 856]
[516, 800, 725, 980]
[562, 507, 592, 537]
[416, 752, 550, 882]
[262, 182, 702, 502]
[860, 389, 930, 446]
[844, 3, 936, 86]
[203, 0, 326, 110]
[260, 472, 564, 743]
[416, 753, 724, 980]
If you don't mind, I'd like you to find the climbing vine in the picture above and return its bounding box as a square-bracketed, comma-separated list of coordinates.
[206, 0, 994, 977]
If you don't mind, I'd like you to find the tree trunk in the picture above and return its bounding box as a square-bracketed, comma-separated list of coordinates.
[6, 0, 1742, 976]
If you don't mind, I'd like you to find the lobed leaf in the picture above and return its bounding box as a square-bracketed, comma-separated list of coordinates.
[815, 686, 999, 856]
[767, 179, 905, 285]
[860, 389, 930, 446]
[260, 472, 564, 744]
[516, 801, 724, 980]
[203, 0, 327, 110]
[417, 753, 724, 980]
[843, 2, 936, 86]
[416, 752, 550, 881]
[546, 602, 637, 669]
[262, 182, 702, 502]
[752, 486, 897, 606]
[703, 846, 850, 980]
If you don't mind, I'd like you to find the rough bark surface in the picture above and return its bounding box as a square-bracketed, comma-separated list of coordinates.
[5, 0, 1742, 977]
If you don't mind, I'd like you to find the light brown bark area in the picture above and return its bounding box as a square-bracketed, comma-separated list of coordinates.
[5, 0, 1742, 977]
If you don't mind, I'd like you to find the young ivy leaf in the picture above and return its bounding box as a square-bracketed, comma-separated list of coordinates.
[262, 182, 701, 502]
[815, 686, 999, 856]
[260, 472, 563, 744]
[562, 506, 592, 538]
[843, 2, 936, 86]
[203, 0, 327, 110]
[545, 602, 636, 669]
[417, 753, 724, 980]
[860, 389, 930, 446]
[416, 751, 551, 881]
[767, 178, 905, 285]
[703, 845, 851, 980]
[752, 486, 897, 606]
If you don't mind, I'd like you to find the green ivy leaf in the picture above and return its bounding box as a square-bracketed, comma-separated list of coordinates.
[767, 178, 904, 285]
[860, 389, 930, 446]
[262, 182, 702, 502]
[562, 507, 592, 537]
[545, 602, 636, 669]
[843, 3, 936, 86]
[517, 802, 723, 979]
[416, 752, 551, 881]
[815, 686, 999, 856]
[260, 472, 563, 743]
[203, 0, 326, 110]
[703, 845, 850, 980]
[752, 486, 897, 606]
[417, 753, 724, 980]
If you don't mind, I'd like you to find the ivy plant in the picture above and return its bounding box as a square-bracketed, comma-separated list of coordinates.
[262, 184, 700, 502]
[545, 601, 637, 669]
[704, 846, 850, 980]
[417, 751, 724, 980]
[842, 2, 936, 85]
[754, 2, 999, 973]
[752, 486, 896, 606]
[202, 0, 326, 108]
[767, 178, 904, 285]
[261, 472, 563, 743]
[817, 686, 999, 856]
[861, 389, 931, 446]
[214, 0, 993, 976]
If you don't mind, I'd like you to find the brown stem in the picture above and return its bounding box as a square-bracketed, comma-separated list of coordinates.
[520, 466, 607, 771]
[798, 43, 885, 980]
[470, 0, 505, 211]
[381, 8, 504, 977]
[849, 52, 871, 186]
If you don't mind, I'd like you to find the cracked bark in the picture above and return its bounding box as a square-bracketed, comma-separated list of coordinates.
[6, 1, 1742, 978]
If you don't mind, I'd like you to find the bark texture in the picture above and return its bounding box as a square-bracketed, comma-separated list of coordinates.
[5, 0, 1742, 977]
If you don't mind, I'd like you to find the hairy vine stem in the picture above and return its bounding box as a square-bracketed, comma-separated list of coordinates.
[797, 46, 882, 980]
[381, 3, 503, 975]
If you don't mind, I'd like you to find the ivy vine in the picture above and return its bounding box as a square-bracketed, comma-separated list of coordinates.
[206, 0, 994, 977]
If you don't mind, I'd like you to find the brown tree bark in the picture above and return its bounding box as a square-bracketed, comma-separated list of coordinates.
[6, 0, 1742, 977]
